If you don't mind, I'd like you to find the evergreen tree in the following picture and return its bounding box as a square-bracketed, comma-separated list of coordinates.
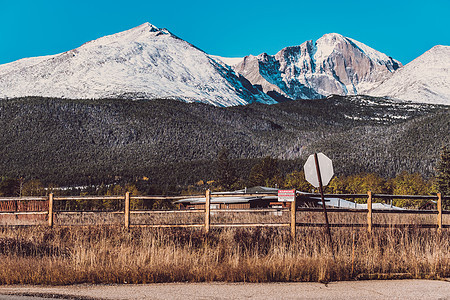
[248, 157, 279, 187]
[436, 146, 450, 208]
[0, 177, 19, 196]
[216, 148, 237, 190]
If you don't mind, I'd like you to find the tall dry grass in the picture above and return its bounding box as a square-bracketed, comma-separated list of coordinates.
[0, 214, 448, 285]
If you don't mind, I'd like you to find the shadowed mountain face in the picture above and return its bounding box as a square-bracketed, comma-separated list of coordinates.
[234, 33, 401, 100]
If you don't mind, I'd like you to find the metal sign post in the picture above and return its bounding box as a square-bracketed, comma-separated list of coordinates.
[314, 153, 334, 259]
[304, 152, 335, 259]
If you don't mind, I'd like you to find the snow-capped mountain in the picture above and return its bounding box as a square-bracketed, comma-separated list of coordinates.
[368, 45, 450, 105]
[233, 33, 402, 100]
[2, 22, 448, 106]
[0, 23, 275, 106]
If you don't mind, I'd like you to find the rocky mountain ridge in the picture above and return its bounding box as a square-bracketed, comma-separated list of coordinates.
[232, 33, 402, 100]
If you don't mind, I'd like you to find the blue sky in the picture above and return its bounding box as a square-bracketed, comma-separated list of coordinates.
[1, 0, 449, 65]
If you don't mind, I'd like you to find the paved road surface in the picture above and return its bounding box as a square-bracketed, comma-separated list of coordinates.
[0, 280, 449, 299]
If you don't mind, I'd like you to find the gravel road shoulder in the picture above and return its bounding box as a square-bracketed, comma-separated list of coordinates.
[0, 280, 449, 300]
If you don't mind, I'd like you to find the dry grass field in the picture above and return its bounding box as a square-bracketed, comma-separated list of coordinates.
[0, 210, 448, 285]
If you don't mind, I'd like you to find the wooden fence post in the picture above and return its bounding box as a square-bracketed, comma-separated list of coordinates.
[205, 189, 211, 233]
[48, 193, 54, 227]
[290, 195, 297, 239]
[125, 192, 130, 228]
[437, 193, 442, 231]
[367, 191, 372, 233]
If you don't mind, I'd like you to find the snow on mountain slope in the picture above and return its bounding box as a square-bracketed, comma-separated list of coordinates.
[368, 45, 450, 105]
[0, 23, 275, 107]
[234, 33, 402, 100]
[209, 55, 244, 66]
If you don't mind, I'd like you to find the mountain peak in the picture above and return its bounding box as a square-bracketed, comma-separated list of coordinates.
[314, 33, 349, 60]
[77, 22, 170, 50]
[135, 22, 160, 32]
[128, 22, 169, 35]
[318, 32, 346, 41]
[116, 22, 169, 38]
[313, 33, 401, 67]
[315, 33, 349, 48]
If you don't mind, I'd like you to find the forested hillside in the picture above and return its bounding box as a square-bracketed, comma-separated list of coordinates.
[0, 96, 448, 186]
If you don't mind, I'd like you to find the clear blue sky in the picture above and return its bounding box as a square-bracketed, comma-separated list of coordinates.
[1, 0, 449, 65]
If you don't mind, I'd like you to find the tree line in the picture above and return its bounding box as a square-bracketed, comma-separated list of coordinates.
[1, 146, 449, 209]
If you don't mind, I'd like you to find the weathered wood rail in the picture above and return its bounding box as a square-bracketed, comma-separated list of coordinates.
[0, 191, 448, 237]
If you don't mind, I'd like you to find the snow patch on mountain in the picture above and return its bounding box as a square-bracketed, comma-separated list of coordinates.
[209, 55, 244, 66]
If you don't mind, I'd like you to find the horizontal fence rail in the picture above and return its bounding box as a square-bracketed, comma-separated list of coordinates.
[0, 191, 448, 236]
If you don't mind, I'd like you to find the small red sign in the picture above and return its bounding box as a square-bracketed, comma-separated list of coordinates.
[278, 189, 295, 202]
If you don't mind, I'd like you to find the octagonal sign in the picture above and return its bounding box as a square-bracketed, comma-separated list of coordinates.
[304, 153, 334, 188]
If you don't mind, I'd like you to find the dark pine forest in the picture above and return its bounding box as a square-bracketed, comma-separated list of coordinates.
[0, 95, 449, 195]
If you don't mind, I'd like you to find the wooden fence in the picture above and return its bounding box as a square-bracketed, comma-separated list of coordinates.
[0, 191, 448, 238]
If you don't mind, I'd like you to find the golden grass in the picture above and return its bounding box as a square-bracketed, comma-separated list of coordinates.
[0, 215, 448, 285]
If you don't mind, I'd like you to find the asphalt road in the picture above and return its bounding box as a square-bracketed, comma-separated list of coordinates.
[0, 280, 449, 300]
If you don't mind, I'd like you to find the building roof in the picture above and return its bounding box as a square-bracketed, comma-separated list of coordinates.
[175, 196, 272, 205]
[177, 187, 404, 210]
[233, 186, 279, 194]
[315, 197, 404, 210]
[176, 186, 278, 205]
